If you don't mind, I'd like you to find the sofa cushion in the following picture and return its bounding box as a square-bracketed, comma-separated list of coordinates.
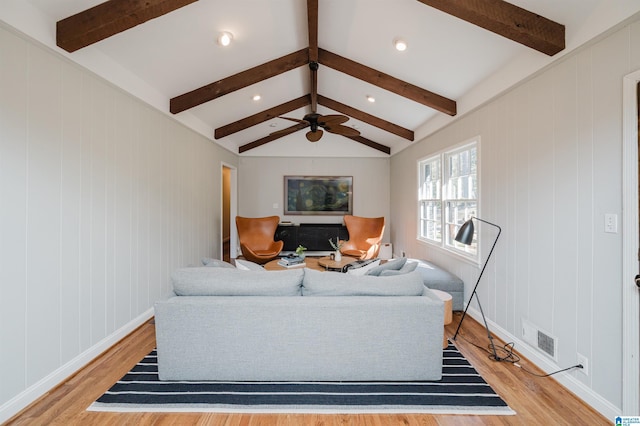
[365, 257, 407, 276]
[234, 259, 265, 271]
[201, 258, 235, 268]
[379, 260, 418, 276]
[172, 267, 302, 296]
[302, 268, 424, 296]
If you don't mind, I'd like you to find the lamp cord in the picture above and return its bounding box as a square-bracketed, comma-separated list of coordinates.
[453, 332, 584, 377]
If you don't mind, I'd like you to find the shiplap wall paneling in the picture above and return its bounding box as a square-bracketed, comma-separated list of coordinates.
[574, 43, 595, 387]
[26, 43, 63, 385]
[0, 28, 28, 403]
[551, 56, 579, 370]
[0, 23, 239, 417]
[589, 27, 626, 404]
[389, 18, 640, 416]
[238, 157, 391, 229]
[60, 60, 84, 364]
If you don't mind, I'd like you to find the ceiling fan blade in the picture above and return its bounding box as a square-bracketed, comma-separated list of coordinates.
[270, 122, 309, 137]
[323, 124, 360, 137]
[318, 114, 349, 125]
[279, 116, 307, 124]
[306, 129, 323, 142]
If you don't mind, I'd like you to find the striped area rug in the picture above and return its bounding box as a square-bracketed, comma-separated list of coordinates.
[88, 342, 514, 415]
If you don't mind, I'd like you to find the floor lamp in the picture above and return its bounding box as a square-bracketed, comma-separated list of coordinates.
[452, 217, 503, 361]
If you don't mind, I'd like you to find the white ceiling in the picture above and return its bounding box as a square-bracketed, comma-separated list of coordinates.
[4, 0, 640, 157]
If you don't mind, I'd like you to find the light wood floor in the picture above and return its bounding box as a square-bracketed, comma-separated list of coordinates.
[7, 313, 609, 425]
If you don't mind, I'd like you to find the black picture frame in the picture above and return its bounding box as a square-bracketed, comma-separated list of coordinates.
[284, 176, 353, 215]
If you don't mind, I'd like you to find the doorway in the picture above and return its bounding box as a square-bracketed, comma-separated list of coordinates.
[221, 163, 237, 262]
[622, 70, 640, 414]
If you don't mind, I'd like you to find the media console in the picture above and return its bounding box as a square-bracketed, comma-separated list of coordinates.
[275, 223, 349, 253]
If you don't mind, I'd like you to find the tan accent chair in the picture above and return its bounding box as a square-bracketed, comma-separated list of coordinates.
[340, 215, 385, 260]
[236, 216, 284, 264]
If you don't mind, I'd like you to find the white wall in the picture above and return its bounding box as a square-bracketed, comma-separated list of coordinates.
[0, 24, 237, 421]
[391, 18, 640, 418]
[238, 156, 390, 240]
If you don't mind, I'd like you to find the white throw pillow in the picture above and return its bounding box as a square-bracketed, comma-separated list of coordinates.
[201, 257, 235, 268]
[235, 259, 265, 271]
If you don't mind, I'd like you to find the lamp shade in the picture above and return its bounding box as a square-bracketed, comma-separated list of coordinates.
[455, 219, 475, 245]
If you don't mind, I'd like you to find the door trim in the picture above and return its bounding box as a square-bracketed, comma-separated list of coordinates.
[221, 162, 238, 260]
[622, 69, 640, 414]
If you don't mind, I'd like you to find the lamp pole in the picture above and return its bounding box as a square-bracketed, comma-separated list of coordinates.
[452, 217, 502, 361]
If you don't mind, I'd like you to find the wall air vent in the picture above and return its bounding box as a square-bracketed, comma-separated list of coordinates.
[522, 319, 558, 360]
[537, 330, 557, 358]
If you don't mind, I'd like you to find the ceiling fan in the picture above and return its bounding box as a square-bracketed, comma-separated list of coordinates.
[275, 112, 360, 142]
[271, 61, 361, 142]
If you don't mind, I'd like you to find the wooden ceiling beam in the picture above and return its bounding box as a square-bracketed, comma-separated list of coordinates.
[318, 95, 414, 141]
[318, 49, 456, 116]
[345, 135, 391, 155]
[307, 0, 319, 63]
[57, 0, 197, 53]
[239, 123, 308, 153]
[310, 63, 318, 112]
[215, 95, 311, 139]
[417, 0, 564, 56]
[307, 0, 319, 112]
[170, 49, 309, 114]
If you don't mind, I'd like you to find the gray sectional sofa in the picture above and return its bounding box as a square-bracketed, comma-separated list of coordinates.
[155, 265, 445, 382]
[411, 259, 464, 311]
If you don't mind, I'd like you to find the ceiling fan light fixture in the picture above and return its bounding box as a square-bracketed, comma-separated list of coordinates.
[393, 38, 407, 51]
[217, 31, 233, 47]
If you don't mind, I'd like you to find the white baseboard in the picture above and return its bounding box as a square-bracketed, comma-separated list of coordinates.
[0, 308, 154, 424]
[463, 309, 621, 419]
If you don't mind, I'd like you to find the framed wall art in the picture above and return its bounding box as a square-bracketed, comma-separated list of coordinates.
[284, 176, 353, 215]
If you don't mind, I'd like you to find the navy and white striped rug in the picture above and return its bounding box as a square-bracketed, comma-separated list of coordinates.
[88, 342, 514, 415]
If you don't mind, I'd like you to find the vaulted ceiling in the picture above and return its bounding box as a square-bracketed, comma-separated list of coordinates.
[13, 0, 624, 156]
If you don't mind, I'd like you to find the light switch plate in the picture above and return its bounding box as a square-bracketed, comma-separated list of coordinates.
[604, 213, 617, 233]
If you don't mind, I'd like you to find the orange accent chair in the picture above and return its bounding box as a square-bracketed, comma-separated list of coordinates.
[236, 216, 284, 264]
[340, 215, 385, 260]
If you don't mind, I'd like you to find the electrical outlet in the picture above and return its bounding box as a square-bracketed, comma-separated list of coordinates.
[577, 353, 589, 376]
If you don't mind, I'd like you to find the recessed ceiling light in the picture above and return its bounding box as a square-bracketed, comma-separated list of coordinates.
[393, 38, 407, 51]
[269, 123, 277, 128]
[252, 94, 261, 101]
[217, 31, 233, 47]
[366, 95, 376, 103]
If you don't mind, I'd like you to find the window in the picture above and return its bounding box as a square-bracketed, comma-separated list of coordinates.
[418, 140, 478, 259]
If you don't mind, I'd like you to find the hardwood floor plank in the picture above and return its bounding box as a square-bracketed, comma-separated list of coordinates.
[6, 313, 609, 425]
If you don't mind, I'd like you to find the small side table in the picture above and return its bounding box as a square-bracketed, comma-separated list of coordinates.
[317, 256, 357, 272]
[431, 289, 453, 349]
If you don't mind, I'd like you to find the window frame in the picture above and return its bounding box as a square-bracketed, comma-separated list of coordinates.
[417, 137, 480, 262]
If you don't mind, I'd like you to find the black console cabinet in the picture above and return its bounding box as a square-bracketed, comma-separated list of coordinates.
[275, 223, 349, 252]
